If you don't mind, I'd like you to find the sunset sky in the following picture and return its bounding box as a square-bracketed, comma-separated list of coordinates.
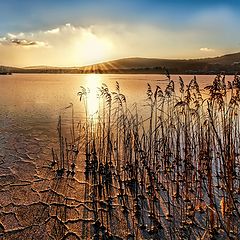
[0, 0, 240, 67]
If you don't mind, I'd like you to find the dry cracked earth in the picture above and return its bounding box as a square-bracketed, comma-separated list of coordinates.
[0, 114, 165, 240]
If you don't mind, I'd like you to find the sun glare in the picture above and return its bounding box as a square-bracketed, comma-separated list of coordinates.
[77, 32, 113, 64]
[85, 74, 101, 116]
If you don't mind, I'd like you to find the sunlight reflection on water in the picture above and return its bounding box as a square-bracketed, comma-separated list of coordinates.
[0, 73, 236, 125]
[85, 74, 102, 117]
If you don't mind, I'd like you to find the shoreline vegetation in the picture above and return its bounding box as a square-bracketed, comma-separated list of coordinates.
[48, 73, 240, 239]
[1, 52, 240, 75]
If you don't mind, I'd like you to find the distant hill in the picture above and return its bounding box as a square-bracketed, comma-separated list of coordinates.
[24, 65, 62, 69]
[205, 52, 240, 65]
[0, 65, 22, 73]
[82, 52, 240, 74]
[1, 52, 240, 74]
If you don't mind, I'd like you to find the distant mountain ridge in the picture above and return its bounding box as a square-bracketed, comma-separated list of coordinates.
[1, 52, 240, 74]
[84, 52, 240, 73]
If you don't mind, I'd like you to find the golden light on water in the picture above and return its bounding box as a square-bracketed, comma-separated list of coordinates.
[85, 74, 101, 116]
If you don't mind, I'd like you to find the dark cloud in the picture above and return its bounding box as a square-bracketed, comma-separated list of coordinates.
[0, 37, 47, 47]
[11, 38, 37, 46]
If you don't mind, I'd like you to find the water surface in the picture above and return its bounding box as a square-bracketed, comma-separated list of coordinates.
[0, 73, 231, 124]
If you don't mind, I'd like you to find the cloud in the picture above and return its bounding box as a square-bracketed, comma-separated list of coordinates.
[44, 27, 60, 34]
[0, 23, 114, 66]
[0, 22, 236, 67]
[0, 31, 48, 47]
[200, 47, 215, 52]
[0, 37, 47, 47]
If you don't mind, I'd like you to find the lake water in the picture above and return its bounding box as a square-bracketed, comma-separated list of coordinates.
[0, 73, 233, 125]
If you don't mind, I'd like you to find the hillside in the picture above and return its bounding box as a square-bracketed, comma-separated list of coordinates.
[0, 65, 22, 73]
[1, 52, 240, 74]
[82, 52, 240, 74]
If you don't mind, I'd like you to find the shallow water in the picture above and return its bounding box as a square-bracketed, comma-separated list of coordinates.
[0, 73, 234, 123]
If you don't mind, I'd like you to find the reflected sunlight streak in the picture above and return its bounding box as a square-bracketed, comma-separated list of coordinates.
[85, 74, 101, 117]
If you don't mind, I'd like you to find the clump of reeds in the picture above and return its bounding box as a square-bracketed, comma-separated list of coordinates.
[50, 73, 240, 239]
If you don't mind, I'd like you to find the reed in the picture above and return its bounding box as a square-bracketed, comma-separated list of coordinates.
[50, 74, 240, 239]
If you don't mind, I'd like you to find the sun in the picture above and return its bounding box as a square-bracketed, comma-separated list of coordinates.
[76, 31, 113, 64]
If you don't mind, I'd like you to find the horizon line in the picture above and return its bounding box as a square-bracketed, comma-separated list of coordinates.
[0, 51, 239, 69]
